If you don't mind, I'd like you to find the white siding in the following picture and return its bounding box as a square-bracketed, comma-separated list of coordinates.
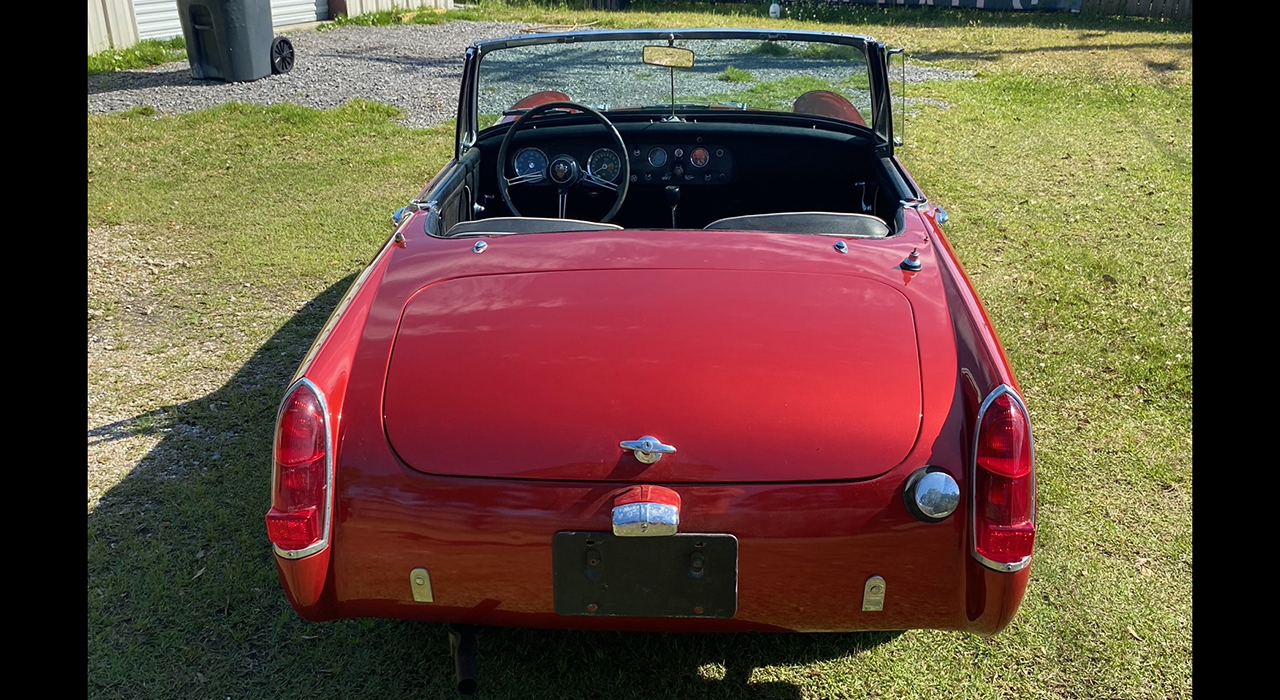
[131, 1, 331, 43]
[89, 0, 110, 53]
[340, 0, 452, 15]
[272, 0, 330, 27]
[133, 0, 182, 40]
[89, 0, 141, 52]
[94, 0, 455, 54]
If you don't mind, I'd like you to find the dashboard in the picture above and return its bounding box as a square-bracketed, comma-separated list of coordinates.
[511, 142, 735, 188]
[482, 119, 888, 228]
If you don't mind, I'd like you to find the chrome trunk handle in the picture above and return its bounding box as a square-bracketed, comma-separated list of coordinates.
[619, 436, 676, 464]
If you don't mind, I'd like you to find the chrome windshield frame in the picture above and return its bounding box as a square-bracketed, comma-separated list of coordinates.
[458, 28, 892, 156]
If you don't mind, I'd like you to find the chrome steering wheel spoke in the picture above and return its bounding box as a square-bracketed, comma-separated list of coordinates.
[558, 190, 568, 219]
[506, 172, 545, 186]
[582, 172, 619, 191]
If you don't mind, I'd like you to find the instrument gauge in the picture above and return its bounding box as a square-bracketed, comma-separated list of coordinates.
[647, 147, 668, 167]
[513, 147, 548, 178]
[587, 148, 622, 182]
[689, 147, 710, 168]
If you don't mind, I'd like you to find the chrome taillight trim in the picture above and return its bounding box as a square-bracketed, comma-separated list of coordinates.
[271, 377, 335, 560]
[969, 383, 1037, 573]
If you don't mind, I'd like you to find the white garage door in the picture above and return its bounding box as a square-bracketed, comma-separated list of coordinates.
[133, 0, 330, 41]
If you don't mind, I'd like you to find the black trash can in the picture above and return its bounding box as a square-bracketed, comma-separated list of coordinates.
[177, 0, 276, 82]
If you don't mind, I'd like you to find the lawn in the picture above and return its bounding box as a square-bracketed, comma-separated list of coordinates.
[89, 36, 187, 75]
[87, 3, 1191, 698]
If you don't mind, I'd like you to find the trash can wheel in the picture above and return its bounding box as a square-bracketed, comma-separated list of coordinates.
[270, 35, 295, 74]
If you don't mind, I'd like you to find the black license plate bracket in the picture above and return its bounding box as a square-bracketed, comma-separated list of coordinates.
[552, 531, 738, 618]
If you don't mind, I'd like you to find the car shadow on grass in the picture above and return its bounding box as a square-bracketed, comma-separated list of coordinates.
[87, 275, 899, 699]
[453, 625, 904, 699]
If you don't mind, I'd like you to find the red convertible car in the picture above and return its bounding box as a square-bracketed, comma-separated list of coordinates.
[266, 28, 1035, 693]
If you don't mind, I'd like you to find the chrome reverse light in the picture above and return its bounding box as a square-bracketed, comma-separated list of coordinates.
[612, 484, 681, 537]
[904, 467, 960, 521]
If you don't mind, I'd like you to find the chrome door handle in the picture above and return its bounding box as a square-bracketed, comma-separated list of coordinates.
[619, 436, 676, 464]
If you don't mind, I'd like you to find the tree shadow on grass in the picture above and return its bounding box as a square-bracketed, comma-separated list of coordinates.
[87, 275, 900, 699]
[911, 39, 1192, 63]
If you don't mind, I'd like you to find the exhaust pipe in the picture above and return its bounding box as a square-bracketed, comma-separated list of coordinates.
[448, 624, 480, 696]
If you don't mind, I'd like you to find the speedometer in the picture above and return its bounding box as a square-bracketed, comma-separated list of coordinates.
[587, 148, 621, 182]
[513, 147, 548, 178]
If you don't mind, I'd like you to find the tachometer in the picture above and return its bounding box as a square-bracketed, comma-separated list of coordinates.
[513, 147, 548, 178]
[587, 148, 622, 182]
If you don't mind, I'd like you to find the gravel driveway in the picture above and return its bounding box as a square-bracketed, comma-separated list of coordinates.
[87, 21, 525, 128]
[88, 21, 970, 127]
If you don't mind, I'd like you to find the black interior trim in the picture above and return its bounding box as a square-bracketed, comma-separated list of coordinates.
[445, 217, 623, 237]
[704, 212, 890, 238]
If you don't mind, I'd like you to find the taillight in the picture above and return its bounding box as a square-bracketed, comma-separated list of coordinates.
[972, 386, 1036, 571]
[266, 380, 330, 555]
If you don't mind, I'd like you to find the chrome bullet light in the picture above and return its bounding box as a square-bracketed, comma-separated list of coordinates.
[904, 467, 960, 522]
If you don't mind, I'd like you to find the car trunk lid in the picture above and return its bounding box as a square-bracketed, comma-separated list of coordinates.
[383, 268, 921, 482]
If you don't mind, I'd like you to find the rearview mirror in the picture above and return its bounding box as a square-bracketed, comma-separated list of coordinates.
[643, 46, 694, 69]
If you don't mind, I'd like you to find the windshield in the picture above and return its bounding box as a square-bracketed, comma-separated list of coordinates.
[476, 36, 875, 131]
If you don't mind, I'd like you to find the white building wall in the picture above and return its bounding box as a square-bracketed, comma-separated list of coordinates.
[339, 0, 453, 16]
[89, 0, 109, 53]
[133, 0, 182, 40]
[134, 1, 331, 41]
[89, 0, 141, 53]
[90, 0, 454, 55]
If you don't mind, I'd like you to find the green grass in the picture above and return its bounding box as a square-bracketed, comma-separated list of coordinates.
[799, 43, 864, 61]
[715, 66, 755, 83]
[88, 37, 186, 75]
[321, 8, 451, 29]
[698, 74, 873, 112]
[88, 5, 1191, 699]
[751, 40, 794, 57]
[319, 3, 490, 30]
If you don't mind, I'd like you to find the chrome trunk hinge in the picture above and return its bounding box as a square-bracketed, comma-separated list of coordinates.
[856, 182, 872, 212]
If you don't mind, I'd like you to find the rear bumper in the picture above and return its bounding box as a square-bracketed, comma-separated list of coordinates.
[276, 462, 1028, 634]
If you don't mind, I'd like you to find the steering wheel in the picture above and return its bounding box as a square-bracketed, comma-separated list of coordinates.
[496, 101, 631, 223]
